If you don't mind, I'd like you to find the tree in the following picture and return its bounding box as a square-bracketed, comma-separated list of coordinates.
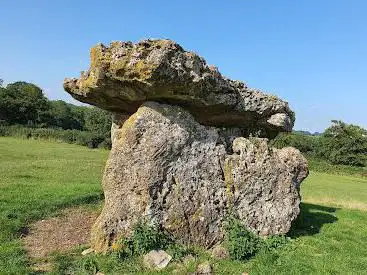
[319, 120, 367, 166]
[48, 100, 85, 130]
[0, 82, 50, 126]
[84, 107, 111, 134]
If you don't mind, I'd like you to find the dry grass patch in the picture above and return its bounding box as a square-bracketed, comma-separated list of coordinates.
[22, 207, 98, 259]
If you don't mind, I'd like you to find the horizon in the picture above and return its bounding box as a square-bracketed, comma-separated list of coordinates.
[1, 0, 366, 132]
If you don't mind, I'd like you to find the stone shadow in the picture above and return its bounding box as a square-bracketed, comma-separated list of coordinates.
[288, 202, 339, 238]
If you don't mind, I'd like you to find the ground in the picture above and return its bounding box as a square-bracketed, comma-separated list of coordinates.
[23, 207, 98, 259]
[0, 137, 366, 274]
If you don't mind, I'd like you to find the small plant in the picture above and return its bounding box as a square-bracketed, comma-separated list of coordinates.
[82, 256, 99, 274]
[263, 235, 290, 251]
[52, 254, 75, 274]
[114, 221, 173, 259]
[223, 217, 290, 260]
[112, 221, 195, 261]
[223, 217, 262, 260]
[167, 242, 197, 261]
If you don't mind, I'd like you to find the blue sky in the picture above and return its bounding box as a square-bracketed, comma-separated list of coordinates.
[1, 0, 366, 132]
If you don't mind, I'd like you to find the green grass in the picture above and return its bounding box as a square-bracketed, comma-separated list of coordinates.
[307, 156, 367, 177]
[0, 137, 366, 274]
[0, 137, 109, 274]
[302, 172, 367, 211]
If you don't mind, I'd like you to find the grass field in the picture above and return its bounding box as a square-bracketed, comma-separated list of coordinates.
[0, 137, 366, 274]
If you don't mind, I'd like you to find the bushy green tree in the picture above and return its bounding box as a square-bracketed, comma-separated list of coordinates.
[318, 120, 367, 166]
[0, 82, 50, 126]
[48, 100, 86, 130]
[270, 132, 319, 154]
[84, 107, 111, 134]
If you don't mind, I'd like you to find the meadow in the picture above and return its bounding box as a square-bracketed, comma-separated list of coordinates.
[0, 137, 366, 274]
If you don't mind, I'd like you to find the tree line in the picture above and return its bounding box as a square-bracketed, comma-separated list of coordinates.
[271, 120, 367, 167]
[0, 80, 112, 148]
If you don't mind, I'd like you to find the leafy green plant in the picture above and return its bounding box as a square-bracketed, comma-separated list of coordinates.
[52, 254, 75, 275]
[112, 221, 195, 262]
[319, 120, 367, 167]
[114, 221, 173, 259]
[82, 256, 99, 274]
[167, 243, 197, 261]
[0, 125, 111, 149]
[271, 132, 319, 154]
[223, 217, 290, 261]
[223, 218, 262, 260]
[263, 235, 289, 251]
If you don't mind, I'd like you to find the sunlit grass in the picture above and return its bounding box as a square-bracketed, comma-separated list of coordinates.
[0, 137, 366, 274]
[0, 137, 109, 274]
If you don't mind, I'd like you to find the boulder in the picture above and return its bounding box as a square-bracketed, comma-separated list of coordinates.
[143, 250, 172, 270]
[64, 39, 294, 138]
[90, 102, 308, 252]
[81, 248, 94, 256]
[64, 39, 309, 253]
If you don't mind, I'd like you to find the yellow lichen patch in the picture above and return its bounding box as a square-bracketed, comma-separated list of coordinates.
[191, 208, 203, 222]
[149, 39, 173, 50]
[111, 241, 123, 252]
[268, 94, 280, 102]
[79, 72, 98, 90]
[117, 112, 138, 145]
[90, 46, 102, 68]
[167, 215, 185, 230]
[133, 60, 156, 80]
[110, 54, 131, 77]
[78, 45, 113, 91]
[224, 157, 236, 210]
[90, 44, 111, 69]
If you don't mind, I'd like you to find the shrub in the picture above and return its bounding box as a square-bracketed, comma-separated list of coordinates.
[223, 217, 290, 260]
[0, 125, 112, 149]
[114, 222, 173, 259]
[223, 218, 262, 260]
[263, 235, 289, 251]
[270, 132, 320, 154]
[318, 121, 367, 167]
[166, 243, 197, 261]
[112, 221, 195, 261]
[271, 120, 367, 168]
[82, 256, 99, 274]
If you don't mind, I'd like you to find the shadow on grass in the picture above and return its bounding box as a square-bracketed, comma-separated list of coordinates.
[288, 202, 339, 238]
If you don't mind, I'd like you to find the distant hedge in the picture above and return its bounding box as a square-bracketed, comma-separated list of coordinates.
[0, 125, 111, 149]
[271, 121, 367, 167]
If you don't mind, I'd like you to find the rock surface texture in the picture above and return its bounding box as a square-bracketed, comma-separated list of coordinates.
[64, 39, 294, 138]
[64, 39, 308, 252]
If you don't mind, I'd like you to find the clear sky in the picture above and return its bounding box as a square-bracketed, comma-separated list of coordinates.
[1, 0, 366, 132]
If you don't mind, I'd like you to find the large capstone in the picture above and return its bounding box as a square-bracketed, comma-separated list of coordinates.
[64, 39, 309, 252]
[64, 39, 294, 138]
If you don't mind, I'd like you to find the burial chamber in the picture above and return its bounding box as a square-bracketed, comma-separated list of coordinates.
[64, 39, 308, 252]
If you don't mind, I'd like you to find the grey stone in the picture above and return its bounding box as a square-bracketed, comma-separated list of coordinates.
[64, 39, 294, 137]
[81, 248, 94, 256]
[90, 102, 308, 252]
[143, 250, 172, 270]
[211, 244, 229, 260]
[196, 261, 213, 275]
